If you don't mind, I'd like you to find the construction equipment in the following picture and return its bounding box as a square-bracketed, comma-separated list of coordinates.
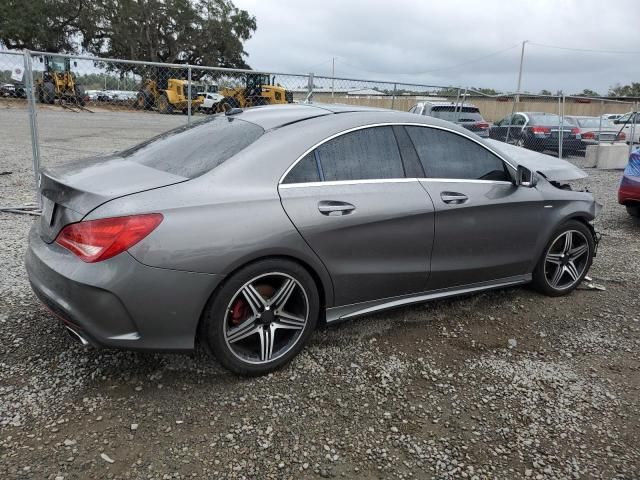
[36, 55, 85, 106]
[216, 73, 293, 112]
[134, 67, 204, 114]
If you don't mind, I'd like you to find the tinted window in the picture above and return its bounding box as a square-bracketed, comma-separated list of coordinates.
[406, 126, 510, 181]
[283, 152, 320, 184]
[430, 106, 483, 123]
[317, 127, 404, 181]
[123, 116, 264, 178]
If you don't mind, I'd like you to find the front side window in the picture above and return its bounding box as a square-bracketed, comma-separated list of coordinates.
[406, 126, 511, 182]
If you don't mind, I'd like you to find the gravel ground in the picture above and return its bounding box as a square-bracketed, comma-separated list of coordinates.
[1, 104, 639, 479]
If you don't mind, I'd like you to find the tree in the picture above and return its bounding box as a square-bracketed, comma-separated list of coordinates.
[539, 89, 552, 95]
[0, 0, 84, 52]
[608, 82, 640, 97]
[0, 0, 256, 72]
[574, 88, 600, 97]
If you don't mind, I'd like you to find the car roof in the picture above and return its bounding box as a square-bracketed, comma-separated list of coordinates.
[231, 103, 397, 130]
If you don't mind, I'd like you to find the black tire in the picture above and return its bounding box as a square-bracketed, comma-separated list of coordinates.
[74, 85, 85, 106]
[626, 205, 640, 218]
[135, 90, 154, 110]
[42, 82, 55, 104]
[531, 220, 594, 297]
[156, 93, 173, 114]
[217, 96, 240, 113]
[201, 258, 319, 376]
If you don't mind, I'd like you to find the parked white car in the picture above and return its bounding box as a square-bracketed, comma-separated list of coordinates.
[612, 112, 640, 145]
[200, 92, 225, 114]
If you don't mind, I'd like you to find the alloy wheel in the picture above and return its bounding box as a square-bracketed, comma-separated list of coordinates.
[543, 230, 590, 290]
[223, 273, 309, 365]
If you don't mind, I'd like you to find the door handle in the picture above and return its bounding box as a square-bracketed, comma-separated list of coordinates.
[440, 192, 468, 204]
[318, 200, 356, 216]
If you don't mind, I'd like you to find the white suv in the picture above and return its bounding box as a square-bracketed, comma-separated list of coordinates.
[409, 101, 490, 137]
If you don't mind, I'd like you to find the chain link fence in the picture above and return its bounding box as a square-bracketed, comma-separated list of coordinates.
[1, 49, 638, 208]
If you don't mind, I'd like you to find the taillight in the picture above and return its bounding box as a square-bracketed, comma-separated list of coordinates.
[617, 132, 626, 140]
[531, 125, 551, 134]
[570, 127, 580, 135]
[476, 122, 490, 129]
[55, 214, 163, 263]
[582, 131, 595, 140]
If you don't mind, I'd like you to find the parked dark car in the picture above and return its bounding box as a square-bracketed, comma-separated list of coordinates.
[26, 104, 600, 376]
[409, 101, 490, 137]
[619, 149, 640, 217]
[489, 112, 582, 155]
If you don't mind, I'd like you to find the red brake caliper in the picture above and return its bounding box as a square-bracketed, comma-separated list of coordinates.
[229, 298, 250, 326]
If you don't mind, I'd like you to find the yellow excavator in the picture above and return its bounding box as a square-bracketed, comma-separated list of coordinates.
[216, 73, 293, 112]
[134, 67, 204, 114]
[36, 55, 85, 105]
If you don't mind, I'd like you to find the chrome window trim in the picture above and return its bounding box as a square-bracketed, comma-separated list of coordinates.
[278, 122, 517, 185]
[279, 178, 419, 189]
[279, 177, 513, 189]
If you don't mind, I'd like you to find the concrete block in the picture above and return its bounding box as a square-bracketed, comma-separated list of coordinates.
[585, 144, 629, 169]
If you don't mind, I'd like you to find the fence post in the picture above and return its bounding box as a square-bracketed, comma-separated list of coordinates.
[558, 93, 565, 159]
[23, 50, 41, 206]
[306, 73, 314, 103]
[505, 93, 518, 144]
[187, 65, 192, 126]
[391, 83, 397, 110]
[629, 101, 638, 157]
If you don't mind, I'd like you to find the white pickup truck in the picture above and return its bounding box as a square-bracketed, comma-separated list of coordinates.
[199, 92, 225, 114]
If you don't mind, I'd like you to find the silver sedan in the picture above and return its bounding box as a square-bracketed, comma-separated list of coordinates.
[26, 104, 600, 375]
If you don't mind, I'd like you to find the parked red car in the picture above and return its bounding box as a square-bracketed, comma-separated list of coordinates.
[618, 149, 640, 217]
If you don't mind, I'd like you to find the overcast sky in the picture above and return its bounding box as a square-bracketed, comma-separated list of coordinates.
[234, 0, 640, 95]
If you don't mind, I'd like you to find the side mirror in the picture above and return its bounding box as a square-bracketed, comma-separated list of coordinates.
[517, 165, 537, 188]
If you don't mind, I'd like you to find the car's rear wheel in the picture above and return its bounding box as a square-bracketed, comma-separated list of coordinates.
[201, 259, 319, 376]
[626, 205, 640, 217]
[532, 220, 594, 296]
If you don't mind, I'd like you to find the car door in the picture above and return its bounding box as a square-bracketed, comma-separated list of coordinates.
[404, 125, 545, 290]
[278, 125, 435, 306]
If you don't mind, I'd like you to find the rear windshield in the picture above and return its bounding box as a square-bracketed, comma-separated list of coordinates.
[529, 114, 576, 126]
[576, 117, 614, 128]
[121, 116, 264, 178]
[430, 106, 483, 123]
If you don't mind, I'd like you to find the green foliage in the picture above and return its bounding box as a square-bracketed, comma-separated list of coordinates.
[608, 82, 640, 97]
[539, 89, 552, 95]
[0, 0, 256, 74]
[574, 88, 600, 97]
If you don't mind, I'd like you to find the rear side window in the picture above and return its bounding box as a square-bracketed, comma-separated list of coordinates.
[406, 126, 510, 181]
[123, 116, 264, 178]
[316, 126, 404, 181]
[283, 152, 320, 184]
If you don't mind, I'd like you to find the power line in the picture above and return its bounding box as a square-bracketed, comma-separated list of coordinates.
[529, 42, 640, 55]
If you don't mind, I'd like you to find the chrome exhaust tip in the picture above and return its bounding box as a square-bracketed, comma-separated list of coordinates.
[65, 325, 89, 346]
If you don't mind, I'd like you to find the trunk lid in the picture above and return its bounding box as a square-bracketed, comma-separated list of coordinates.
[38, 155, 187, 242]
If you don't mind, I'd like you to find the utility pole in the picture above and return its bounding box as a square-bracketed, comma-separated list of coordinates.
[515, 40, 528, 102]
[331, 57, 335, 98]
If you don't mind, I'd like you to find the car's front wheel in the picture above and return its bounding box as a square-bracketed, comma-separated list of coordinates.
[532, 220, 594, 296]
[626, 205, 640, 218]
[201, 259, 319, 376]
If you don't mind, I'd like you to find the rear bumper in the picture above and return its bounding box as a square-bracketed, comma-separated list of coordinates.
[530, 137, 582, 151]
[618, 175, 640, 205]
[25, 224, 223, 351]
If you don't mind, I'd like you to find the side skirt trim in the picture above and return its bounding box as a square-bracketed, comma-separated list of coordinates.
[325, 274, 531, 323]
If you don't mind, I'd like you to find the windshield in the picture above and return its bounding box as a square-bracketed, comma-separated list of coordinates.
[48, 57, 66, 72]
[529, 114, 575, 126]
[430, 106, 483, 123]
[122, 116, 264, 178]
